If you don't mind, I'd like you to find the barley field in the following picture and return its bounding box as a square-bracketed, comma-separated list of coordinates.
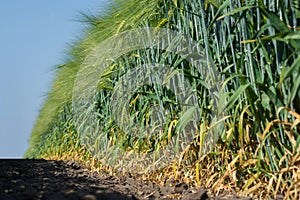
[25, 0, 300, 199]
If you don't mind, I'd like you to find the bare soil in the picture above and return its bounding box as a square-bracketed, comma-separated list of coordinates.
[0, 159, 253, 200]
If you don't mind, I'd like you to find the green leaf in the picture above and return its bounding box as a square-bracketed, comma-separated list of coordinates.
[284, 31, 300, 40]
[172, 0, 177, 7]
[257, 0, 265, 8]
[261, 93, 271, 110]
[217, 5, 256, 21]
[101, 64, 116, 78]
[289, 74, 300, 104]
[205, 0, 220, 8]
[280, 55, 300, 83]
[295, 9, 300, 18]
[283, 31, 300, 49]
[260, 8, 290, 33]
[208, 0, 230, 29]
[222, 83, 251, 112]
[175, 106, 197, 133]
[261, 32, 289, 42]
[257, 83, 284, 108]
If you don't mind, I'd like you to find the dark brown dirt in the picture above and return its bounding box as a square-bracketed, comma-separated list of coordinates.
[0, 159, 252, 200]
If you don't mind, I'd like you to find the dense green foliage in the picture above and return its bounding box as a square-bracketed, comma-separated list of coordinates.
[26, 0, 300, 198]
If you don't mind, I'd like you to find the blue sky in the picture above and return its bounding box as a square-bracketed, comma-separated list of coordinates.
[0, 1, 109, 158]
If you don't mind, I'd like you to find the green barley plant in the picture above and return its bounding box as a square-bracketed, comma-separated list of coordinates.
[26, 0, 300, 198]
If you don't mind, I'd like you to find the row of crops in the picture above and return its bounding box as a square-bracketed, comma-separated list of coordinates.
[26, 0, 300, 198]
